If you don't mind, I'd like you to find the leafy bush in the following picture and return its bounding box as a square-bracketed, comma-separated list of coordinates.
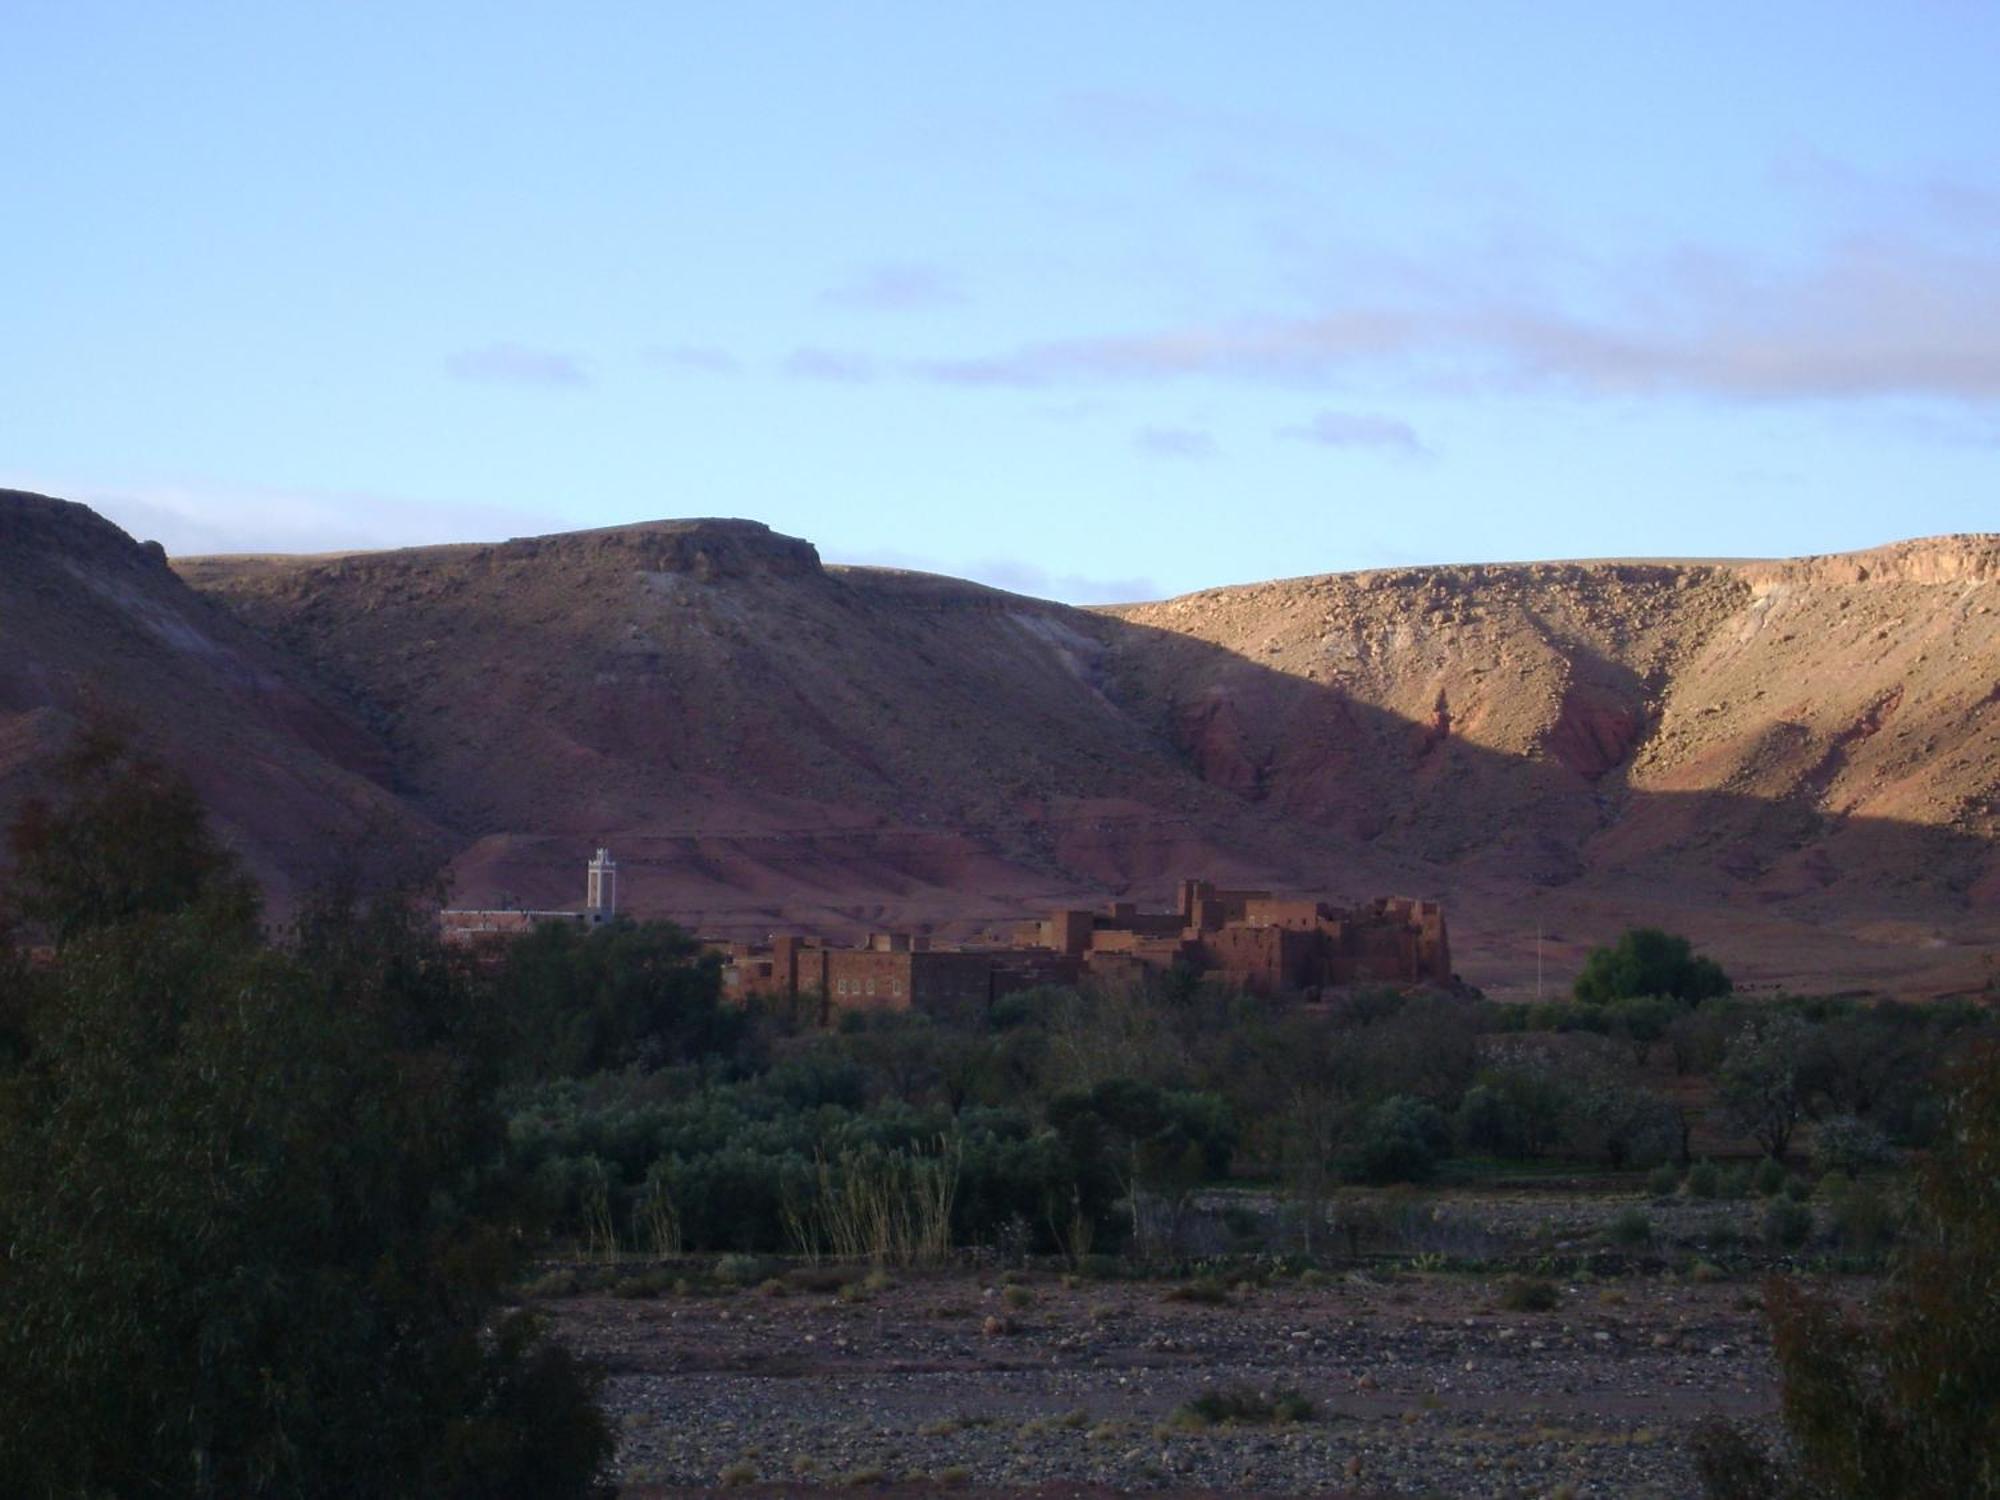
[1764, 1201, 1814, 1251]
[1606, 1207, 1653, 1247]
[1574, 929, 1730, 1005]
[1754, 1157, 1789, 1197]
[1810, 1114, 1896, 1177]
[1828, 1180, 1899, 1258]
[1342, 1095, 1450, 1184]
[1649, 1163, 1683, 1197]
[493, 916, 738, 1079]
[0, 740, 611, 1497]
[1562, 1071, 1680, 1168]
[1609, 995, 1684, 1066]
[1698, 1046, 2000, 1497]
[1170, 1386, 1315, 1427]
[1687, 1161, 1721, 1199]
[1721, 1021, 1811, 1161]
[1455, 1066, 1570, 1158]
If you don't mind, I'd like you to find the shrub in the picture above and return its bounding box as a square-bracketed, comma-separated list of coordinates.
[1698, 1046, 2000, 1498]
[1002, 1284, 1035, 1310]
[714, 1253, 778, 1286]
[1170, 1386, 1315, 1428]
[1810, 1115, 1896, 1177]
[1607, 1207, 1654, 1246]
[1687, 1161, 1721, 1199]
[613, 1271, 674, 1299]
[1764, 1201, 1814, 1251]
[1648, 1163, 1683, 1198]
[1498, 1276, 1560, 1312]
[1753, 1158, 1788, 1197]
[1721, 1022, 1810, 1161]
[1829, 1181, 1899, 1258]
[1573, 929, 1730, 1004]
[1341, 1095, 1449, 1184]
[1719, 1164, 1753, 1199]
[1783, 1173, 1812, 1204]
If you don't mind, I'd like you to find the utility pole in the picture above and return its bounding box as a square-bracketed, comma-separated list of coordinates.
[1535, 896, 1544, 1004]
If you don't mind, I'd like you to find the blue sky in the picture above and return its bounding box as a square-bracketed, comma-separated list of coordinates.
[3, 2, 1996, 600]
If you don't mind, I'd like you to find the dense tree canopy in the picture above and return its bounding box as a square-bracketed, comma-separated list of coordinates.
[1574, 926, 1731, 1004]
[493, 914, 735, 1078]
[0, 736, 611, 1498]
[6, 723, 258, 949]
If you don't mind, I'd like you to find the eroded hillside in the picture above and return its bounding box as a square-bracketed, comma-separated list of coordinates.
[3, 488, 1990, 996]
[178, 521, 1267, 933]
[174, 515, 1999, 996]
[0, 490, 443, 899]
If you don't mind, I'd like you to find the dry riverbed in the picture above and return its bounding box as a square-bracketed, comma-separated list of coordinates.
[545, 1260, 1784, 1498]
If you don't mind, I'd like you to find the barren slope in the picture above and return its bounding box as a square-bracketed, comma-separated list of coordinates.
[0, 490, 443, 902]
[179, 521, 1273, 934]
[1105, 538, 2000, 996]
[174, 517, 1999, 996]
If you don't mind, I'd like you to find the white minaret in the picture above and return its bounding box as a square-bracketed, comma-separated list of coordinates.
[586, 848, 618, 922]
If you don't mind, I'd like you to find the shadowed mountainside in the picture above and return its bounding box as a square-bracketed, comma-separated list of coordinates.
[170, 508, 1999, 999]
[0, 490, 445, 900]
[0, 488, 1991, 996]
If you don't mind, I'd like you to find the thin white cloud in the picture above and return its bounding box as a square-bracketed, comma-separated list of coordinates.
[908, 233, 2000, 405]
[784, 347, 881, 383]
[1279, 409, 1429, 457]
[966, 556, 1160, 605]
[915, 311, 1420, 388]
[1135, 425, 1216, 460]
[643, 344, 741, 375]
[446, 342, 589, 387]
[8, 475, 570, 558]
[824, 545, 1158, 605]
[821, 263, 967, 311]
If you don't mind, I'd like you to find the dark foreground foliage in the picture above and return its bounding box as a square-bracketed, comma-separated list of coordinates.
[0, 735, 611, 1498]
[1697, 1043, 2000, 1499]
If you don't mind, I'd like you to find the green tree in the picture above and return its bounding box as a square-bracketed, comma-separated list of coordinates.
[1696, 1044, 2000, 1499]
[1717, 1013, 1809, 1160]
[0, 738, 611, 1497]
[1607, 994, 1681, 1066]
[1048, 1078, 1235, 1253]
[1573, 927, 1730, 1004]
[5, 724, 258, 948]
[493, 914, 735, 1077]
[1342, 1094, 1450, 1184]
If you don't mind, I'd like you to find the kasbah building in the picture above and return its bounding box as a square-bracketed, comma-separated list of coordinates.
[443, 854, 1453, 1025]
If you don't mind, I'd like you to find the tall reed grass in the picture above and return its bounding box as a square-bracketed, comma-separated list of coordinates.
[783, 1137, 961, 1267]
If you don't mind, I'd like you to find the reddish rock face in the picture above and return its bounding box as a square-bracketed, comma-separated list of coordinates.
[1546, 683, 1647, 780]
[0, 490, 442, 905]
[5, 489, 1995, 998]
[1172, 693, 1266, 796]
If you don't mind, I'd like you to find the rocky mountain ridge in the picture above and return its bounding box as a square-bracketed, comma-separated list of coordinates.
[2, 488, 1993, 998]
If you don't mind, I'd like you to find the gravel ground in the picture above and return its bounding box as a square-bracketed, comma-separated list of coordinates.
[548, 1263, 1784, 1498]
